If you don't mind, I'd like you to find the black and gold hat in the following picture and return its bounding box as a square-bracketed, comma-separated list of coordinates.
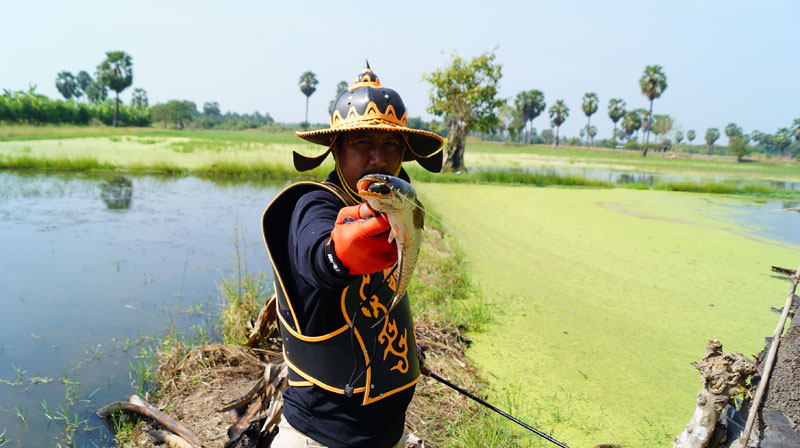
[294, 62, 444, 173]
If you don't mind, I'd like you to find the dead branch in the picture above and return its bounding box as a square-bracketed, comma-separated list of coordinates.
[247, 294, 278, 347]
[771, 266, 797, 277]
[673, 339, 755, 448]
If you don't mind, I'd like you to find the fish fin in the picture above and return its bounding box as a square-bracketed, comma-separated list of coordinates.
[413, 199, 425, 229]
[386, 252, 404, 314]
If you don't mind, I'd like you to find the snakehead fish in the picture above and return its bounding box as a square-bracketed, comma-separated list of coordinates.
[357, 174, 424, 316]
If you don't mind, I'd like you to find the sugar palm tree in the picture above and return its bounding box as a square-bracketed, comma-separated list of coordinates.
[55, 71, 78, 100]
[607, 98, 626, 144]
[639, 65, 667, 157]
[687, 129, 696, 144]
[329, 80, 349, 114]
[581, 92, 598, 146]
[298, 71, 318, 127]
[97, 51, 134, 127]
[587, 125, 597, 145]
[705, 128, 720, 154]
[514, 90, 546, 143]
[548, 100, 569, 148]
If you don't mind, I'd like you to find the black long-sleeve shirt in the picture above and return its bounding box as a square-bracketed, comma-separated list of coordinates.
[281, 171, 415, 448]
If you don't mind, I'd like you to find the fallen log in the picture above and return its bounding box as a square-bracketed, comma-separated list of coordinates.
[97, 394, 203, 447]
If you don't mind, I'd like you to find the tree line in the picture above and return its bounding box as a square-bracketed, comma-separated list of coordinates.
[1, 50, 276, 131]
[415, 49, 800, 170]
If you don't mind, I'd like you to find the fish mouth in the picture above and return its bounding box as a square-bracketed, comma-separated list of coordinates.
[357, 177, 392, 197]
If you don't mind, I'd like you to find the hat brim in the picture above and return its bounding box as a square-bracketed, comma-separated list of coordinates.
[295, 124, 444, 173]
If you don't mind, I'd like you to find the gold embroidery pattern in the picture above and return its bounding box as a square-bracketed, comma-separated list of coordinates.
[358, 275, 409, 374]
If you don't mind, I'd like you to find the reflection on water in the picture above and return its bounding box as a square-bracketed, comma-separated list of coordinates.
[99, 176, 134, 209]
[0, 172, 282, 447]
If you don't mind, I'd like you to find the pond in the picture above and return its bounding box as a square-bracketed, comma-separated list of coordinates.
[0, 170, 797, 447]
[0, 172, 280, 447]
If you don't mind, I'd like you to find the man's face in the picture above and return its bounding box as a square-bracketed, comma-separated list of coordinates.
[338, 130, 404, 191]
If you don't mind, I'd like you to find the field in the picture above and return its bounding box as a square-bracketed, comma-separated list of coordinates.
[1, 125, 798, 446]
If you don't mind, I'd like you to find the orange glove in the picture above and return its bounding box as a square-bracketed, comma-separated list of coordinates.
[330, 204, 397, 275]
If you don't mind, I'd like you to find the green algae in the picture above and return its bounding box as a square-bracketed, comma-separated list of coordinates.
[419, 184, 798, 447]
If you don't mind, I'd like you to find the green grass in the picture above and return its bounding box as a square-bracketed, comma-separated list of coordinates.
[420, 183, 798, 446]
[464, 138, 800, 181]
[0, 124, 302, 144]
[1, 128, 797, 199]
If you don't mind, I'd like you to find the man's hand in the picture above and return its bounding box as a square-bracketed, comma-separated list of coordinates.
[330, 204, 397, 275]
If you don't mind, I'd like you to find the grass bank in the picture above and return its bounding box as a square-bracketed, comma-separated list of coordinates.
[420, 183, 798, 446]
[1, 130, 798, 199]
[466, 139, 800, 181]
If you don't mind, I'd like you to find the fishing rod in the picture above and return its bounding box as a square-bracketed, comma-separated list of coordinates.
[421, 366, 570, 448]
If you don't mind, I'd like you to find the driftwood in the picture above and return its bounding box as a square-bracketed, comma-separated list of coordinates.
[97, 394, 204, 447]
[147, 429, 195, 448]
[738, 264, 800, 447]
[673, 339, 755, 448]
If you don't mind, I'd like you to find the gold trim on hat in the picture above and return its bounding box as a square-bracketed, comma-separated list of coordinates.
[331, 102, 406, 128]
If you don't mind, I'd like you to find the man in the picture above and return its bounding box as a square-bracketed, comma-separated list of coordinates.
[261, 63, 443, 448]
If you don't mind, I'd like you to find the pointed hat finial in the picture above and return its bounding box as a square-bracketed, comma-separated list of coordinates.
[364, 59, 371, 70]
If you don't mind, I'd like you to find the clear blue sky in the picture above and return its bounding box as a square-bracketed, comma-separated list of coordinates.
[2, 0, 798, 143]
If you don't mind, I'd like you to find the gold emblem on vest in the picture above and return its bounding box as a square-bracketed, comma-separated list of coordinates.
[355, 270, 410, 374]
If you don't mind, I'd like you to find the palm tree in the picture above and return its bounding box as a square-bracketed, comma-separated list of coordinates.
[581, 92, 598, 146]
[97, 51, 134, 127]
[632, 108, 649, 142]
[587, 125, 597, 145]
[607, 98, 626, 144]
[621, 110, 641, 143]
[725, 123, 742, 141]
[705, 128, 720, 154]
[639, 65, 668, 157]
[775, 128, 792, 156]
[792, 118, 800, 141]
[675, 130, 684, 144]
[687, 129, 696, 144]
[55, 71, 78, 100]
[298, 71, 318, 127]
[514, 90, 545, 143]
[548, 100, 569, 148]
[329, 80, 349, 114]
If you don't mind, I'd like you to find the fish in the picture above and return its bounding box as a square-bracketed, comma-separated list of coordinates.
[357, 174, 425, 317]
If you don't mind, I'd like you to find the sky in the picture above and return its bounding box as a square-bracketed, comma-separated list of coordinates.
[2, 0, 799, 144]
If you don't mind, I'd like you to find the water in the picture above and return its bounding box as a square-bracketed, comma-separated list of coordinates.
[489, 165, 800, 190]
[0, 172, 280, 447]
[714, 199, 800, 247]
